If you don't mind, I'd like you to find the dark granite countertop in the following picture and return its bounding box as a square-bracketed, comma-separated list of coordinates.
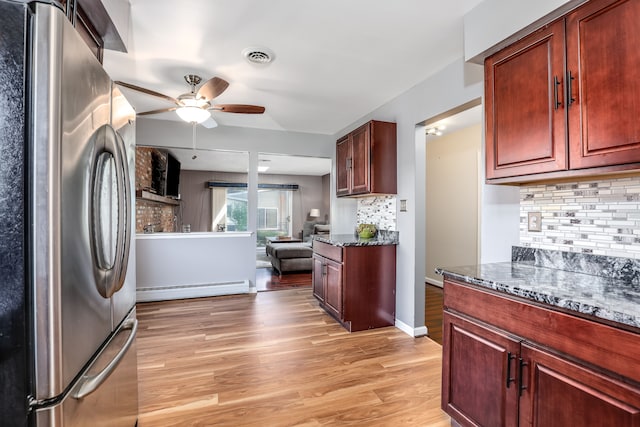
[436, 261, 640, 330]
[314, 231, 398, 247]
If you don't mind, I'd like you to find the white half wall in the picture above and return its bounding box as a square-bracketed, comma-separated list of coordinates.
[136, 232, 254, 299]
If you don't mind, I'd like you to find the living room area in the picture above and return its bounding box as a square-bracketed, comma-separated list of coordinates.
[254, 154, 331, 291]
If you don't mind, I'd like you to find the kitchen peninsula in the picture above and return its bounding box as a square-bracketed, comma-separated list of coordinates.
[312, 231, 398, 332]
[438, 246, 640, 427]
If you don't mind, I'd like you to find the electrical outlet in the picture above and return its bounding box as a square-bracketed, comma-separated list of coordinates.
[400, 199, 407, 212]
[528, 211, 542, 232]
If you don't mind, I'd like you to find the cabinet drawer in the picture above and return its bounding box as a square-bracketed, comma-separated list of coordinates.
[312, 240, 342, 262]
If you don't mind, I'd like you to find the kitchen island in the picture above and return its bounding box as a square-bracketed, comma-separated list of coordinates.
[437, 246, 640, 427]
[312, 232, 398, 332]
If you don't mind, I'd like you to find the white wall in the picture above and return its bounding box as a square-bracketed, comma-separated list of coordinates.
[426, 124, 481, 286]
[331, 58, 516, 336]
[464, 0, 587, 63]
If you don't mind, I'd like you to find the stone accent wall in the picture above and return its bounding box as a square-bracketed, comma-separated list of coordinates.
[356, 195, 396, 231]
[520, 176, 640, 258]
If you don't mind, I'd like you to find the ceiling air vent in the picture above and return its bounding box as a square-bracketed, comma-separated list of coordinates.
[242, 47, 275, 65]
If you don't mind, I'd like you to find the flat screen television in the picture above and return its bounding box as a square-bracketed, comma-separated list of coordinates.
[165, 152, 181, 198]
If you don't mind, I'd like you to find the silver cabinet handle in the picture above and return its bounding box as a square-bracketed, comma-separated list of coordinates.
[71, 318, 138, 399]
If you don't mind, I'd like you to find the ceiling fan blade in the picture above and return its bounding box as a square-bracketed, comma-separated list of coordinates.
[213, 104, 265, 114]
[114, 81, 178, 104]
[137, 107, 177, 116]
[201, 117, 219, 129]
[197, 77, 229, 101]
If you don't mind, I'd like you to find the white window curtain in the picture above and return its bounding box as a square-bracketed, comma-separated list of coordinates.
[210, 188, 227, 232]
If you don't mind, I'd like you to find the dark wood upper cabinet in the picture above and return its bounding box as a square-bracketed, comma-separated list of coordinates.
[58, 0, 128, 62]
[566, 0, 640, 169]
[485, 0, 640, 183]
[485, 19, 567, 180]
[336, 120, 396, 197]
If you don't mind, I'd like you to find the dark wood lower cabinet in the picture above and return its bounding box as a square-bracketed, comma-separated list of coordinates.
[520, 343, 640, 427]
[442, 278, 640, 427]
[312, 240, 395, 332]
[442, 312, 519, 427]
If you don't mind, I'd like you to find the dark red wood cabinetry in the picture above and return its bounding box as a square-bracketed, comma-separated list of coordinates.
[442, 278, 640, 427]
[485, 20, 567, 180]
[312, 240, 396, 332]
[485, 0, 640, 183]
[336, 120, 396, 197]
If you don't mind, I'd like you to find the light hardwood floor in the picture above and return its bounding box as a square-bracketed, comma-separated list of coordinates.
[425, 284, 444, 345]
[136, 288, 450, 426]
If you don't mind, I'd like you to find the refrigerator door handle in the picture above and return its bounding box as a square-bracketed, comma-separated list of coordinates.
[89, 125, 130, 298]
[70, 317, 138, 400]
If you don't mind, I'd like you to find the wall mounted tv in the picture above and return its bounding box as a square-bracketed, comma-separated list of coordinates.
[165, 151, 181, 198]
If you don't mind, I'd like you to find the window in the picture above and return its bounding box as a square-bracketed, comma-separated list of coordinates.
[257, 207, 278, 229]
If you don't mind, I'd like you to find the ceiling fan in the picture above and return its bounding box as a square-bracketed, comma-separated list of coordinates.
[115, 74, 265, 128]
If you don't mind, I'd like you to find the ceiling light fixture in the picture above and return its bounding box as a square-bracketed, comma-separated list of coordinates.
[176, 106, 211, 124]
[426, 125, 446, 136]
[175, 96, 213, 124]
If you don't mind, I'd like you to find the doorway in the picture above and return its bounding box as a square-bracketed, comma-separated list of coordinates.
[423, 103, 482, 340]
[256, 153, 331, 291]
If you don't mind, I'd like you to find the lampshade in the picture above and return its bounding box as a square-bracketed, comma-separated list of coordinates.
[309, 209, 320, 218]
[176, 106, 211, 124]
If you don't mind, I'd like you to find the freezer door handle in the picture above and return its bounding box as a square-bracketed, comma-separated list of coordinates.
[71, 318, 138, 399]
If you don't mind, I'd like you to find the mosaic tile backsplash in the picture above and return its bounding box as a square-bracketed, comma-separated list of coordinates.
[520, 176, 640, 258]
[356, 195, 396, 231]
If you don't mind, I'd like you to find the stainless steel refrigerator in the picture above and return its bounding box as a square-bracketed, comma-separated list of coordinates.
[0, 2, 138, 425]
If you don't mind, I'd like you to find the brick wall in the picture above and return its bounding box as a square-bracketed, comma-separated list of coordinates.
[135, 201, 177, 233]
[520, 176, 640, 258]
[135, 146, 176, 233]
[136, 146, 154, 191]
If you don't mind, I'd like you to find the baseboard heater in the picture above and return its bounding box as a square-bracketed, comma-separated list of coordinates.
[136, 280, 250, 302]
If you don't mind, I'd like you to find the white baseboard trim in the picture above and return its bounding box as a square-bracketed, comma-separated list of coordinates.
[395, 318, 429, 337]
[425, 277, 443, 288]
[136, 280, 250, 302]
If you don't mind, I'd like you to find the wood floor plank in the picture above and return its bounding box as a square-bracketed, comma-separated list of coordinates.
[425, 284, 444, 345]
[136, 288, 450, 426]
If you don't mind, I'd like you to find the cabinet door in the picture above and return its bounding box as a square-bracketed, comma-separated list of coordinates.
[566, 0, 640, 169]
[485, 19, 567, 180]
[312, 255, 324, 302]
[442, 311, 520, 427]
[336, 136, 351, 196]
[520, 343, 640, 427]
[350, 124, 370, 195]
[324, 258, 343, 319]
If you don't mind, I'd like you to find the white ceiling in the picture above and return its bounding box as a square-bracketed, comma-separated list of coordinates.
[104, 0, 484, 136]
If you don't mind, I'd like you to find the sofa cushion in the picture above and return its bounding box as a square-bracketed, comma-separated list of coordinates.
[270, 243, 313, 259]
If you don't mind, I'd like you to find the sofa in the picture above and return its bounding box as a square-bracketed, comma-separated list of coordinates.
[266, 223, 330, 275]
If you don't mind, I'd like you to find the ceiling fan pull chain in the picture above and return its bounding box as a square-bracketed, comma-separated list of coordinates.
[192, 123, 198, 160]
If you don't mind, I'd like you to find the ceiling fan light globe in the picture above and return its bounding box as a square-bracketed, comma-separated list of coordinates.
[176, 106, 211, 124]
